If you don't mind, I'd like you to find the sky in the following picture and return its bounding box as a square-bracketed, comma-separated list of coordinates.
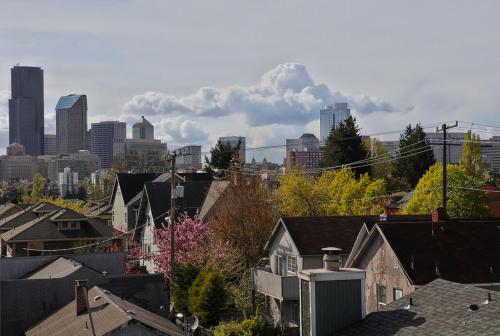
[1, 0, 500, 162]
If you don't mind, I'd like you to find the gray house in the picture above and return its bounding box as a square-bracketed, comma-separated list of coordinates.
[252, 216, 382, 327]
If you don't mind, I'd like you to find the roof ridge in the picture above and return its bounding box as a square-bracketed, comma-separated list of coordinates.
[1, 214, 49, 241]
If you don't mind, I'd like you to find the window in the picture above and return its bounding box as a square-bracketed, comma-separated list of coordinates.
[376, 284, 387, 310]
[393, 288, 403, 301]
[276, 255, 285, 276]
[287, 255, 297, 273]
[289, 302, 299, 323]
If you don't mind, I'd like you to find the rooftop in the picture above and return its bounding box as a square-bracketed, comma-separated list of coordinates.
[55, 94, 84, 110]
[339, 279, 500, 336]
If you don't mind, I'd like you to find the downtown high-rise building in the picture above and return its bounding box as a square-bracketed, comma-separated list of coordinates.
[90, 121, 126, 168]
[132, 116, 154, 140]
[56, 94, 88, 154]
[44, 134, 57, 155]
[319, 103, 351, 144]
[8, 65, 44, 156]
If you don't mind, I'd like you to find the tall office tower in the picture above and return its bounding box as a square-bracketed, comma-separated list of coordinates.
[219, 136, 246, 163]
[320, 103, 351, 144]
[8, 65, 44, 156]
[56, 94, 88, 154]
[132, 116, 154, 140]
[44, 134, 57, 155]
[90, 121, 126, 168]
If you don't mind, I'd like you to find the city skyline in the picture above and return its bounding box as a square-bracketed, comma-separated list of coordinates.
[1, 1, 500, 162]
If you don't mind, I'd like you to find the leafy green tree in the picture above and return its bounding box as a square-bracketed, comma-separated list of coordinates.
[31, 173, 47, 202]
[363, 138, 409, 191]
[214, 315, 265, 336]
[278, 166, 386, 216]
[321, 116, 369, 177]
[402, 163, 491, 217]
[394, 124, 435, 188]
[205, 140, 241, 178]
[40, 197, 89, 213]
[188, 266, 228, 326]
[459, 130, 486, 181]
[171, 263, 200, 314]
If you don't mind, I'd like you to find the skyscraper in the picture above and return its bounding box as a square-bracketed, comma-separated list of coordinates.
[56, 94, 88, 154]
[90, 121, 126, 168]
[132, 116, 154, 140]
[319, 103, 351, 143]
[9, 66, 44, 156]
[44, 134, 57, 155]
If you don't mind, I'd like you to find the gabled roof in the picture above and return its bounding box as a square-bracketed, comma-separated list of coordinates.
[142, 181, 211, 227]
[112, 173, 160, 205]
[50, 208, 87, 221]
[0, 202, 23, 217]
[351, 218, 500, 285]
[1, 214, 113, 243]
[199, 180, 229, 219]
[26, 286, 184, 336]
[24, 257, 101, 279]
[32, 202, 61, 214]
[377, 219, 500, 284]
[84, 203, 111, 218]
[267, 215, 431, 256]
[338, 279, 500, 336]
[0, 206, 38, 231]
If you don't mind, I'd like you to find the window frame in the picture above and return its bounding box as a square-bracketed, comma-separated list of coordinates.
[376, 284, 387, 310]
[393, 288, 403, 301]
[286, 255, 297, 274]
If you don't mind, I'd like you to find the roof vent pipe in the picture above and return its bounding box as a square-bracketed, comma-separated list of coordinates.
[322, 247, 342, 271]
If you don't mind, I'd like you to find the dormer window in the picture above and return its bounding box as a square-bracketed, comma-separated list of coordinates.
[58, 221, 80, 230]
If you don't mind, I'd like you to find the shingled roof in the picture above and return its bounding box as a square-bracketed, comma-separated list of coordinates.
[0, 206, 38, 231]
[114, 173, 160, 204]
[338, 279, 500, 336]
[374, 219, 500, 284]
[142, 181, 211, 226]
[270, 215, 431, 256]
[26, 286, 184, 336]
[1, 215, 112, 243]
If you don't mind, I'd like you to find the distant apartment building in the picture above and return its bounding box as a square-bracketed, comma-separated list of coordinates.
[56, 94, 88, 154]
[382, 133, 500, 174]
[0, 143, 37, 181]
[47, 150, 100, 181]
[285, 133, 323, 170]
[90, 121, 126, 169]
[58, 167, 79, 198]
[113, 138, 167, 157]
[8, 65, 44, 156]
[132, 116, 154, 140]
[219, 136, 246, 163]
[320, 103, 351, 144]
[91, 169, 109, 190]
[43, 134, 56, 155]
[176, 145, 202, 170]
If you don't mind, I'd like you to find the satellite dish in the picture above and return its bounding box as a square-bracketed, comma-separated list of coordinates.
[187, 316, 199, 331]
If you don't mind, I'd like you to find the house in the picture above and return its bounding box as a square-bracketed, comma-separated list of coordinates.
[0, 252, 172, 336]
[483, 183, 500, 216]
[85, 202, 112, 226]
[252, 215, 430, 327]
[348, 209, 500, 314]
[135, 180, 211, 272]
[26, 280, 183, 336]
[109, 173, 160, 235]
[338, 278, 500, 336]
[199, 180, 230, 219]
[0, 208, 113, 257]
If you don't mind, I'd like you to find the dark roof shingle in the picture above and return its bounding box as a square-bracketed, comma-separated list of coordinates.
[116, 173, 160, 204]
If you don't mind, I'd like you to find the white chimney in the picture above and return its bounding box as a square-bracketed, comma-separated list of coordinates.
[322, 247, 342, 271]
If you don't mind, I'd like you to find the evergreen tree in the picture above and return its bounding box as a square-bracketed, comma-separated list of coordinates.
[204, 140, 241, 178]
[459, 130, 485, 181]
[320, 116, 369, 177]
[394, 124, 435, 188]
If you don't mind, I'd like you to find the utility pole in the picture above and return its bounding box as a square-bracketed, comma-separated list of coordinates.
[169, 151, 177, 300]
[436, 121, 458, 211]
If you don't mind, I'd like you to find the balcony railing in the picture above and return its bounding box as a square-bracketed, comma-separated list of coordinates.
[251, 267, 299, 300]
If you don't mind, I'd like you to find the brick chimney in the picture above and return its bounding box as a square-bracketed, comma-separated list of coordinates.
[432, 207, 448, 223]
[75, 280, 88, 315]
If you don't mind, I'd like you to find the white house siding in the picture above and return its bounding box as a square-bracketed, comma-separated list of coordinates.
[112, 184, 127, 233]
[140, 204, 160, 273]
[355, 234, 414, 314]
[268, 224, 301, 275]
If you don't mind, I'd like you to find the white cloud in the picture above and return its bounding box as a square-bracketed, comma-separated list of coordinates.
[0, 90, 10, 130]
[156, 117, 210, 145]
[123, 63, 408, 128]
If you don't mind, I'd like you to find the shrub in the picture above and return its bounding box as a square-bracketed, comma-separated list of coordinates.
[213, 315, 265, 336]
[172, 263, 200, 314]
[188, 266, 227, 326]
